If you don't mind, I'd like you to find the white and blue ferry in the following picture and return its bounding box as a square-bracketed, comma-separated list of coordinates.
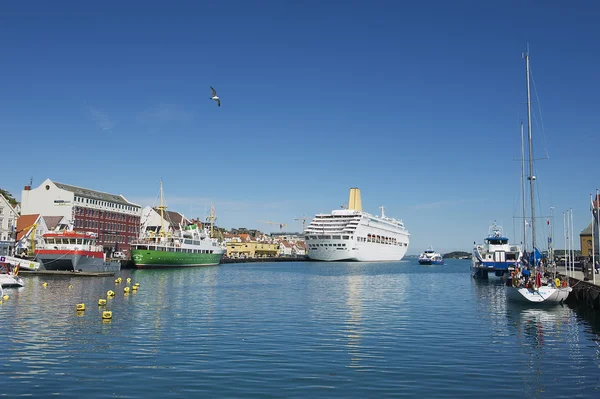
[418, 247, 444, 265]
[472, 223, 522, 279]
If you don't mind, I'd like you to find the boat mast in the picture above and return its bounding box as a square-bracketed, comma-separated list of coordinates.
[520, 121, 527, 251]
[158, 179, 167, 241]
[524, 50, 536, 257]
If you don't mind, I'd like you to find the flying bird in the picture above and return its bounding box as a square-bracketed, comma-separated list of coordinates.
[210, 86, 220, 107]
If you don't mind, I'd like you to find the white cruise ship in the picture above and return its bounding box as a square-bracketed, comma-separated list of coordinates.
[304, 188, 410, 262]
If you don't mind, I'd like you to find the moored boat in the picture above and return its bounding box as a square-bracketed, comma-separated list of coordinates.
[130, 224, 224, 268]
[35, 231, 120, 273]
[472, 223, 522, 279]
[503, 50, 571, 304]
[0, 262, 24, 288]
[304, 188, 409, 262]
[129, 181, 224, 268]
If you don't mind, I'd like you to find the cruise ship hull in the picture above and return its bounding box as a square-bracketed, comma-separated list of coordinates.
[307, 242, 408, 262]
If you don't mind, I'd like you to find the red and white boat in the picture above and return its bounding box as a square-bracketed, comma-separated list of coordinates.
[35, 231, 121, 273]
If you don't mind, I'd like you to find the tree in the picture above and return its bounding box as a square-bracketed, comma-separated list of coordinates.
[0, 188, 19, 208]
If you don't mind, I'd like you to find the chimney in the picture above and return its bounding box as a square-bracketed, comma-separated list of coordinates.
[24, 185, 31, 191]
[348, 187, 363, 212]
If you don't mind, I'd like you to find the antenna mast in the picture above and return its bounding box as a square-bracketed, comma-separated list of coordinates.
[157, 179, 167, 240]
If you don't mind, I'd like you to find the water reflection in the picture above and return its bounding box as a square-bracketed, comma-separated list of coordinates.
[341, 263, 409, 370]
[345, 273, 363, 369]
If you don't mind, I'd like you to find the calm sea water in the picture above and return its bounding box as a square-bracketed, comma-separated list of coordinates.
[1, 259, 599, 398]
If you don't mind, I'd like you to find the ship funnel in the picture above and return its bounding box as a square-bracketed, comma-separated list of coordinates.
[348, 188, 362, 211]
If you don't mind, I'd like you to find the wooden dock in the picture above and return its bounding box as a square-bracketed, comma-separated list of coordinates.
[18, 270, 115, 277]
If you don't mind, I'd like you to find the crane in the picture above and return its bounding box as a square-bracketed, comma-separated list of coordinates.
[15, 223, 38, 257]
[259, 220, 288, 232]
[295, 216, 310, 232]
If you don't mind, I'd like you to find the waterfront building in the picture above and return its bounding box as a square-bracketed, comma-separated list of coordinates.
[0, 193, 18, 256]
[225, 236, 280, 259]
[580, 194, 600, 258]
[140, 206, 189, 234]
[20, 179, 142, 254]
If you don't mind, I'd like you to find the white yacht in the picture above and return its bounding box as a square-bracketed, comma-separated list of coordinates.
[304, 188, 409, 262]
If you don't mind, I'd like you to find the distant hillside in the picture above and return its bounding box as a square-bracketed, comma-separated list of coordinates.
[443, 251, 471, 259]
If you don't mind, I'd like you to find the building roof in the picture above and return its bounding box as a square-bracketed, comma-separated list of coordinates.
[0, 193, 18, 215]
[53, 181, 139, 207]
[152, 208, 187, 227]
[581, 222, 593, 236]
[43, 216, 64, 231]
[16, 214, 40, 241]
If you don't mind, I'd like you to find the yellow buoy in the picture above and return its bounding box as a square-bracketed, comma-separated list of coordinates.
[76, 303, 86, 311]
[102, 311, 112, 319]
[114, 279, 121, 284]
[132, 285, 138, 290]
[134, 283, 140, 287]
[2, 295, 9, 301]
[126, 277, 131, 283]
[107, 290, 115, 297]
[42, 282, 48, 287]
[98, 298, 107, 306]
[124, 286, 130, 293]
[68, 284, 73, 289]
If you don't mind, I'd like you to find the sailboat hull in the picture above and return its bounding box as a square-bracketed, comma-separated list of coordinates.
[505, 285, 571, 304]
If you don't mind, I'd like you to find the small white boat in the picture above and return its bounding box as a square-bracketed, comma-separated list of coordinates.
[418, 247, 444, 265]
[0, 262, 24, 288]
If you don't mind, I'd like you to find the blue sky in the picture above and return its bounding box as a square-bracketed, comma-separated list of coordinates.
[1, 1, 599, 254]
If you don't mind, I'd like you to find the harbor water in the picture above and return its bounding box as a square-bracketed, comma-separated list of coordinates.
[1, 259, 600, 398]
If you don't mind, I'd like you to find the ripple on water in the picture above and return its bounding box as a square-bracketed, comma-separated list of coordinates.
[1, 261, 599, 398]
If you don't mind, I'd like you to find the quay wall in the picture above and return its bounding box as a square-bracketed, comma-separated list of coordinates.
[563, 273, 600, 310]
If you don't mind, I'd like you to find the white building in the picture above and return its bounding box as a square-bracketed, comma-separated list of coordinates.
[20, 179, 142, 252]
[0, 194, 18, 256]
[140, 206, 189, 234]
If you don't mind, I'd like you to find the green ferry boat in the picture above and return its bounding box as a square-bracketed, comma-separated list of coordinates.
[130, 182, 225, 268]
[130, 225, 224, 268]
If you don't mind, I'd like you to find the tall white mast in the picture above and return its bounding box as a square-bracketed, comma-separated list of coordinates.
[524, 50, 536, 257]
[591, 193, 595, 284]
[563, 212, 568, 277]
[520, 121, 527, 251]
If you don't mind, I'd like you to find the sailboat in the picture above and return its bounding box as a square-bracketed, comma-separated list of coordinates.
[504, 50, 571, 304]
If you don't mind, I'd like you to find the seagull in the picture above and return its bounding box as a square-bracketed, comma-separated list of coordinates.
[210, 86, 220, 107]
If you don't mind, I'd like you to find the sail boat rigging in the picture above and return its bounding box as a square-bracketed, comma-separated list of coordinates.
[505, 50, 571, 304]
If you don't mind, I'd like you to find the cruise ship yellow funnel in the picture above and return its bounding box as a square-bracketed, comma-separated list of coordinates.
[348, 188, 362, 212]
